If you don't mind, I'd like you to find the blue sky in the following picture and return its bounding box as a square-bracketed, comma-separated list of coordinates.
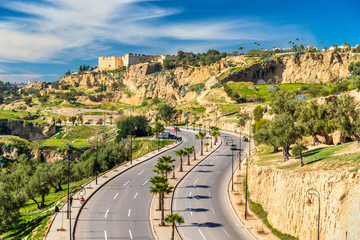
[0, 0, 359, 83]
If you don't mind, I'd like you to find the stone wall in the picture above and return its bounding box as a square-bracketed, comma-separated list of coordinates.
[247, 163, 360, 239]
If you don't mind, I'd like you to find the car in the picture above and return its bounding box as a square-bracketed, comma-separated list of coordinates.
[174, 127, 180, 131]
[96, 122, 103, 125]
[230, 143, 237, 150]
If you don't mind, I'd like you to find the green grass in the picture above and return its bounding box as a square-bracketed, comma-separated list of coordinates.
[0, 110, 30, 120]
[243, 178, 298, 240]
[41, 138, 89, 150]
[1, 177, 91, 240]
[220, 104, 239, 114]
[81, 111, 109, 116]
[133, 139, 174, 159]
[257, 141, 360, 170]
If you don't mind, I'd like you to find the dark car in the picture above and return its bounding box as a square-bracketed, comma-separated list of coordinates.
[230, 143, 237, 150]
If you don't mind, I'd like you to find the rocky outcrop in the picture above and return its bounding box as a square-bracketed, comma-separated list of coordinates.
[248, 163, 360, 239]
[0, 119, 56, 141]
[222, 52, 359, 85]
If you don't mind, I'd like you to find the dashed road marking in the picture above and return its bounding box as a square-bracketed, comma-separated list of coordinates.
[134, 192, 138, 199]
[198, 229, 206, 240]
[212, 208, 215, 214]
[104, 230, 107, 240]
[223, 229, 231, 238]
[194, 179, 199, 185]
[129, 229, 133, 239]
[105, 209, 109, 218]
[128, 209, 131, 217]
[123, 181, 130, 187]
[138, 170, 144, 175]
[143, 180, 148, 185]
[114, 193, 118, 200]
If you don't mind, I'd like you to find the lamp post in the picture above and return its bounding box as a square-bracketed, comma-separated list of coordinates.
[231, 147, 234, 191]
[306, 188, 321, 240]
[67, 159, 72, 240]
[245, 118, 252, 220]
[237, 152, 247, 173]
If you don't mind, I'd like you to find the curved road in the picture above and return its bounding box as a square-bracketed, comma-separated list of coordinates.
[75, 128, 201, 240]
[173, 132, 253, 240]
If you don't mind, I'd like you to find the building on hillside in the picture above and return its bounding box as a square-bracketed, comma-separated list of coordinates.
[98, 53, 177, 71]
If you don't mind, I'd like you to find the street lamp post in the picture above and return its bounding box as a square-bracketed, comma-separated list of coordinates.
[245, 119, 252, 220]
[67, 159, 72, 240]
[231, 148, 234, 191]
[306, 188, 321, 240]
[130, 126, 138, 164]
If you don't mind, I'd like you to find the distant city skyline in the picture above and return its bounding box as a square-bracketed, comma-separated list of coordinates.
[0, 0, 359, 83]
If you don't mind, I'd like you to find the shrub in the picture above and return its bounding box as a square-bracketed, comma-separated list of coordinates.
[210, 83, 222, 89]
[267, 85, 279, 93]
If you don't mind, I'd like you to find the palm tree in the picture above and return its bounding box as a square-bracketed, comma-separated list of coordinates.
[164, 213, 184, 240]
[153, 162, 171, 179]
[192, 146, 196, 160]
[184, 147, 194, 165]
[175, 149, 186, 172]
[195, 131, 206, 155]
[205, 142, 209, 152]
[150, 176, 167, 210]
[158, 155, 175, 165]
[150, 182, 174, 226]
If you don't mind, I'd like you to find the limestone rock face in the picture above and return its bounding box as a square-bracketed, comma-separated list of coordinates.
[248, 164, 360, 240]
[0, 119, 56, 141]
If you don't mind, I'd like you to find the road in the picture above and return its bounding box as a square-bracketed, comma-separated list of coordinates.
[173, 131, 253, 240]
[75, 128, 201, 240]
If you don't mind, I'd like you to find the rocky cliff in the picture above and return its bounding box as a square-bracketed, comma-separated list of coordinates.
[247, 163, 360, 239]
[0, 119, 56, 141]
[223, 52, 360, 85]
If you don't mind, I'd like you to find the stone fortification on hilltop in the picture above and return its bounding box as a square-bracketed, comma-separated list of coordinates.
[98, 53, 177, 70]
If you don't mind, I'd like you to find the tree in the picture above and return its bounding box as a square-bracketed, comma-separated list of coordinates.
[292, 141, 308, 167]
[150, 175, 167, 210]
[253, 106, 265, 123]
[272, 114, 302, 161]
[298, 100, 328, 145]
[238, 46, 244, 54]
[164, 213, 184, 240]
[253, 119, 280, 153]
[158, 155, 175, 166]
[116, 116, 149, 141]
[24, 164, 52, 209]
[270, 90, 298, 117]
[150, 182, 173, 226]
[330, 95, 360, 147]
[48, 160, 67, 192]
[195, 131, 207, 155]
[24, 96, 32, 106]
[184, 147, 194, 165]
[205, 142, 209, 151]
[158, 104, 176, 126]
[55, 118, 62, 126]
[69, 116, 77, 126]
[175, 149, 186, 172]
[78, 114, 84, 125]
[153, 162, 172, 179]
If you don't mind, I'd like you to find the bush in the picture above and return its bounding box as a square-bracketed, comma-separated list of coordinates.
[210, 83, 222, 89]
[266, 85, 279, 93]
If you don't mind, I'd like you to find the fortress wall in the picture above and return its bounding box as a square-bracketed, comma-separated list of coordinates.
[98, 56, 123, 70]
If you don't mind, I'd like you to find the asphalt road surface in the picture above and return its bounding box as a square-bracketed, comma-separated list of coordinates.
[173, 131, 254, 240]
[75, 128, 201, 240]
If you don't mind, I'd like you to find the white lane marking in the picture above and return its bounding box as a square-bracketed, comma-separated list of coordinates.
[114, 193, 118, 200]
[105, 209, 109, 218]
[208, 192, 211, 197]
[143, 179, 148, 185]
[211, 179, 215, 184]
[223, 229, 231, 238]
[104, 230, 108, 240]
[138, 170, 144, 175]
[190, 208, 193, 216]
[216, 155, 220, 158]
[194, 179, 199, 185]
[128, 209, 131, 217]
[212, 208, 215, 214]
[129, 229, 133, 239]
[189, 192, 192, 197]
[134, 192, 138, 199]
[198, 229, 206, 240]
[123, 181, 130, 187]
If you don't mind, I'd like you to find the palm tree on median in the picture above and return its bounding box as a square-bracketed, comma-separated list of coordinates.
[195, 131, 207, 156]
[175, 149, 186, 172]
[164, 213, 184, 240]
[184, 147, 194, 165]
[153, 162, 172, 179]
[150, 176, 167, 210]
[150, 182, 174, 226]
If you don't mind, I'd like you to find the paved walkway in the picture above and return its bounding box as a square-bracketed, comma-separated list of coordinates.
[45, 140, 182, 240]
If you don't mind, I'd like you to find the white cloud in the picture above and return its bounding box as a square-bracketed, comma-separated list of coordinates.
[0, 74, 58, 83]
[0, 0, 313, 63]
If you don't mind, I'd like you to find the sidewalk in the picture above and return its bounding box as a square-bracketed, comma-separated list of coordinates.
[227, 158, 279, 240]
[150, 137, 222, 240]
[45, 140, 182, 240]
